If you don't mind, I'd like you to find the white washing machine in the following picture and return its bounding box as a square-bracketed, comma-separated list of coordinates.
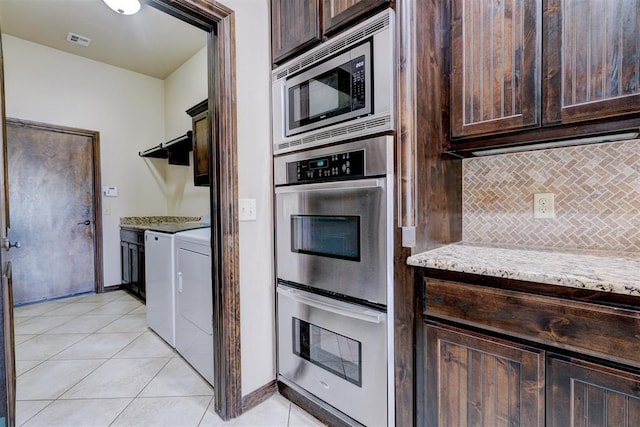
[174, 227, 214, 385]
[144, 230, 176, 347]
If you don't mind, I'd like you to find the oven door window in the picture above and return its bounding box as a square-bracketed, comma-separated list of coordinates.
[290, 215, 360, 261]
[292, 317, 362, 387]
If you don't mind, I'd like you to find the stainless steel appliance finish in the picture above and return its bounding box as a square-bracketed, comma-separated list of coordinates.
[277, 284, 387, 427]
[272, 9, 395, 154]
[274, 136, 393, 307]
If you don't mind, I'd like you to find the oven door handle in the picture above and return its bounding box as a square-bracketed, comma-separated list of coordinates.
[278, 286, 385, 324]
[275, 178, 385, 194]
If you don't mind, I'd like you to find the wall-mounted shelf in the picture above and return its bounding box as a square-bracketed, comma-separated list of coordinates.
[139, 131, 193, 166]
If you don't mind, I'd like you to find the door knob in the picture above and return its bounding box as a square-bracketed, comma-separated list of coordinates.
[77, 220, 91, 225]
[2, 239, 21, 251]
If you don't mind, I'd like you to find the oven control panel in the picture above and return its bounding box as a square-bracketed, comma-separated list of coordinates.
[287, 149, 365, 183]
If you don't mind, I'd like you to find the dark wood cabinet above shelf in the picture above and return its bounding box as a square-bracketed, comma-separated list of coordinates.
[139, 131, 193, 166]
[186, 99, 211, 187]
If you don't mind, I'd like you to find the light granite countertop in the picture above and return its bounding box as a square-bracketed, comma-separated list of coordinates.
[407, 242, 640, 297]
[120, 216, 202, 230]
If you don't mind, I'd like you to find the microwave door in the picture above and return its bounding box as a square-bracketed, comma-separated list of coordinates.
[285, 41, 372, 137]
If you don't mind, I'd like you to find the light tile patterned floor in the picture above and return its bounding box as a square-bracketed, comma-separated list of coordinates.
[13, 290, 324, 427]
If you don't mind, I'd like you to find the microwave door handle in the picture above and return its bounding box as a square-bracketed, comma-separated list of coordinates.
[278, 287, 385, 324]
[274, 178, 385, 194]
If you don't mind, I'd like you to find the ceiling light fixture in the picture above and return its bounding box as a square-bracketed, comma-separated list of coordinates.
[102, 0, 141, 15]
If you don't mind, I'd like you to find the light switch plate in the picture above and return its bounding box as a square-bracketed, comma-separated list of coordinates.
[239, 198, 257, 221]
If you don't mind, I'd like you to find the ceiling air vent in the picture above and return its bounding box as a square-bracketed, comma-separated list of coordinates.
[66, 32, 91, 47]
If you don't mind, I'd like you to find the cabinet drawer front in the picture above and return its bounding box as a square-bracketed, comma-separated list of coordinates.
[120, 229, 144, 244]
[424, 278, 640, 368]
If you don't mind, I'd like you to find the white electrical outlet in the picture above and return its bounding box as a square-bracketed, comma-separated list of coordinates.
[533, 193, 555, 219]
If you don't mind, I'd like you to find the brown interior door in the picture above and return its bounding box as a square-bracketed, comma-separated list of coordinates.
[0, 30, 17, 427]
[6, 121, 97, 304]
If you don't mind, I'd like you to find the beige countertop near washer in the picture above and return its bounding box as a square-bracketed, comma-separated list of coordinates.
[407, 242, 640, 297]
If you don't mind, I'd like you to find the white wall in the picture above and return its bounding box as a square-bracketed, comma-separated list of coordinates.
[2, 35, 168, 286]
[163, 45, 209, 216]
[161, 0, 275, 397]
[4, 0, 276, 396]
[224, 0, 275, 396]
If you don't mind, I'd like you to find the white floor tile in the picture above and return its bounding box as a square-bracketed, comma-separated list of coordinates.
[60, 357, 170, 399]
[22, 398, 131, 427]
[15, 334, 88, 361]
[15, 400, 51, 427]
[52, 332, 141, 360]
[13, 334, 36, 346]
[96, 314, 148, 334]
[14, 315, 76, 335]
[288, 403, 326, 426]
[111, 396, 212, 427]
[139, 357, 214, 397]
[17, 359, 105, 400]
[40, 302, 104, 317]
[14, 302, 69, 318]
[230, 395, 290, 426]
[15, 360, 41, 377]
[86, 299, 142, 315]
[129, 305, 147, 315]
[114, 331, 176, 358]
[45, 314, 122, 335]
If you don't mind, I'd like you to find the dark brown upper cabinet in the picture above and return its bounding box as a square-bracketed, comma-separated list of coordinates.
[322, 0, 390, 36]
[450, 0, 640, 147]
[543, 0, 640, 124]
[186, 100, 210, 187]
[271, 0, 390, 65]
[271, 0, 322, 65]
[450, 0, 542, 138]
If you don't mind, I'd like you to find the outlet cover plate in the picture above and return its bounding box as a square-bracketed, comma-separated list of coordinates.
[533, 193, 555, 219]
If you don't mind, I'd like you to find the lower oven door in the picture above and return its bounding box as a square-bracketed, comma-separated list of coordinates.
[275, 178, 387, 306]
[277, 285, 387, 426]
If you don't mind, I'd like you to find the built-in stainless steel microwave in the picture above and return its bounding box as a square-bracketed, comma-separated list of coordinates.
[272, 9, 395, 154]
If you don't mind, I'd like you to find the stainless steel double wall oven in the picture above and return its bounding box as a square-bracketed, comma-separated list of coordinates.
[275, 136, 393, 426]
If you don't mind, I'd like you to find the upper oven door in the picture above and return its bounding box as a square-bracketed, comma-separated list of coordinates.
[284, 41, 372, 138]
[275, 178, 387, 306]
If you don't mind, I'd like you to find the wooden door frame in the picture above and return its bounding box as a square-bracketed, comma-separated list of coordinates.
[147, 0, 240, 420]
[5, 118, 104, 295]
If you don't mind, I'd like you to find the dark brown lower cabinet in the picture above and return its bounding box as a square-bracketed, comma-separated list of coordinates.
[419, 272, 640, 426]
[548, 356, 640, 427]
[423, 324, 545, 427]
[120, 228, 145, 301]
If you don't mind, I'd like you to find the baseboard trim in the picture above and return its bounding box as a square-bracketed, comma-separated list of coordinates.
[240, 380, 277, 413]
[277, 380, 356, 427]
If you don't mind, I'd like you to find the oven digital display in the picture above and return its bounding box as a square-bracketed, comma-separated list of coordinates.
[292, 317, 362, 387]
[290, 215, 360, 261]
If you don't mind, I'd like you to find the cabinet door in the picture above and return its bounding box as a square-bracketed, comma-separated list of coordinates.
[322, 0, 389, 36]
[451, 0, 542, 138]
[129, 244, 139, 294]
[423, 324, 544, 426]
[192, 112, 210, 187]
[137, 244, 145, 299]
[271, 0, 321, 65]
[120, 241, 130, 285]
[548, 356, 640, 426]
[544, 0, 640, 124]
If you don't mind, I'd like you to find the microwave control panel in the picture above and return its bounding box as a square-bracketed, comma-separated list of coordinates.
[287, 149, 365, 183]
[351, 55, 366, 110]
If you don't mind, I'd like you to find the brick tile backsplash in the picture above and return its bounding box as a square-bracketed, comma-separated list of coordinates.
[462, 138, 640, 252]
